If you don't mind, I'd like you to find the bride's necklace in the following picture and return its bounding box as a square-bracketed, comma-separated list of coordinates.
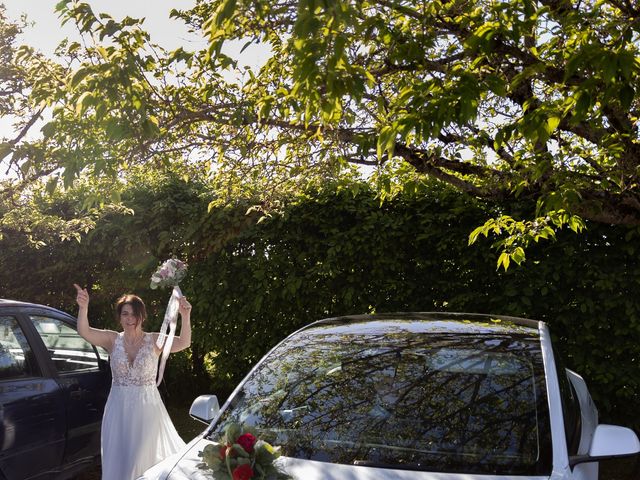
[123, 332, 143, 349]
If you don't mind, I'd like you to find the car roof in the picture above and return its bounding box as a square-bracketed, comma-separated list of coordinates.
[0, 298, 75, 318]
[297, 312, 541, 336]
[0, 298, 33, 306]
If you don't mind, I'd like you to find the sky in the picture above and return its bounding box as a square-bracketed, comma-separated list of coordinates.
[2, 0, 269, 73]
[3, 0, 204, 54]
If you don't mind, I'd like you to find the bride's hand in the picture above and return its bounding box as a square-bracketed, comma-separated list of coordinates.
[178, 296, 192, 317]
[74, 283, 90, 308]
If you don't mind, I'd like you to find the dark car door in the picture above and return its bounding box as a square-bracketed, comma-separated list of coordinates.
[28, 312, 110, 469]
[0, 312, 66, 480]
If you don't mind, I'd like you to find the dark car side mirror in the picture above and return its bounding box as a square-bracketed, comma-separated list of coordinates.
[570, 424, 640, 466]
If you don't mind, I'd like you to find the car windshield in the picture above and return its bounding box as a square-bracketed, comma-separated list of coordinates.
[208, 321, 552, 475]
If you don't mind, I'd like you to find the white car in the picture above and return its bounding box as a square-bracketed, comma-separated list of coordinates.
[140, 313, 640, 480]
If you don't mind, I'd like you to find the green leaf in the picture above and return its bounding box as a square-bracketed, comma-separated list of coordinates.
[377, 125, 396, 159]
[546, 116, 561, 135]
[224, 423, 241, 444]
[497, 251, 510, 271]
[70, 67, 92, 88]
[574, 91, 592, 119]
[232, 444, 250, 458]
[105, 118, 129, 141]
[511, 246, 526, 265]
[468, 225, 485, 245]
[619, 84, 635, 109]
[45, 176, 59, 195]
[75, 91, 95, 115]
[55, 0, 72, 13]
[212, 0, 238, 29]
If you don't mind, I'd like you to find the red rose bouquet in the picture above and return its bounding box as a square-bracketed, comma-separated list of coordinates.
[199, 423, 290, 479]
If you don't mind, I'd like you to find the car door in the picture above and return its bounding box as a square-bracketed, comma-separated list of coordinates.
[28, 312, 110, 468]
[0, 312, 66, 480]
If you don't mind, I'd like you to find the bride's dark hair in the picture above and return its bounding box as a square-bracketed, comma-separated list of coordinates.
[115, 294, 147, 325]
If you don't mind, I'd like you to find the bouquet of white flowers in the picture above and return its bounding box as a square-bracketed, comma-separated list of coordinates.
[150, 258, 187, 290]
[151, 258, 188, 386]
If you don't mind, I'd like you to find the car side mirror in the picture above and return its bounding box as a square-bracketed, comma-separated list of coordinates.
[189, 395, 220, 424]
[571, 424, 640, 466]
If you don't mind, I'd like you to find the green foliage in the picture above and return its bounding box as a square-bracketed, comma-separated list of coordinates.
[469, 210, 585, 270]
[0, 0, 637, 437]
[234, 186, 637, 432]
[1, 159, 639, 432]
[0, 166, 206, 323]
[5, 0, 640, 262]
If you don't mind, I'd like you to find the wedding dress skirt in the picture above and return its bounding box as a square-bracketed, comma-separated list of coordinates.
[101, 333, 186, 480]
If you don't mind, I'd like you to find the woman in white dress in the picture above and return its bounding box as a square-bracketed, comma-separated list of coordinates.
[74, 284, 191, 480]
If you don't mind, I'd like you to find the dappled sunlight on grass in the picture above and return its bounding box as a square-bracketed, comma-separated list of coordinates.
[167, 404, 208, 441]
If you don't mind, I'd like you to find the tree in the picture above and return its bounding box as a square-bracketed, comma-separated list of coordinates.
[9, 0, 640, 264]
[0, 4, 100, 244]
[3, 171, 638, 428]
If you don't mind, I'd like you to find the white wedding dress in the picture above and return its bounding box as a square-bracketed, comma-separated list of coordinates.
[101, 332, 186, 480]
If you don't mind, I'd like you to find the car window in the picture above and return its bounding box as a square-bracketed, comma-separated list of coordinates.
[30, 316, 100, 373]
[210, 327, 553, 475]
[554, 349, 582, 456]
[0, 315, 40, 379]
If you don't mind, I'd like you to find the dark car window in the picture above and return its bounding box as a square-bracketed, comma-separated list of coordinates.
[554, 349, 582, 456]
[209, 324, 553, 475]
[30, 316, 100, 373]
[0, 316, 39, 379]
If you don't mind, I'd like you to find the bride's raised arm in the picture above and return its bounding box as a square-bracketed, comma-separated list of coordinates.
[74, 283, 116, 351]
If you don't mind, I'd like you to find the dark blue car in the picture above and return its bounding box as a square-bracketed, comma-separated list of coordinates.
[0, 299, 111, 480]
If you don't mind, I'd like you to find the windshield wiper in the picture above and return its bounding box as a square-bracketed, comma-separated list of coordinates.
[352, 460, 427, 471]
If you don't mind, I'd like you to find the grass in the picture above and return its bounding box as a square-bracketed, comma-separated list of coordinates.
[601, 456, 640, 480]
[167, 403, 208, 440]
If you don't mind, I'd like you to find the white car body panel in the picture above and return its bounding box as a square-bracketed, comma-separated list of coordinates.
[538, 323, 570, 475]
[139, 314, 640, 480]
[139, 437, 553, 480]
[566, 370, 598, 480]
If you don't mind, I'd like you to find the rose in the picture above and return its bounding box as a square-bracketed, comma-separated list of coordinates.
[236, 433, 257, 454]
[232, 464, 254, 480]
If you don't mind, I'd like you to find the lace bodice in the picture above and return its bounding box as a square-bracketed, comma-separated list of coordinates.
[111, 333, 159, 387]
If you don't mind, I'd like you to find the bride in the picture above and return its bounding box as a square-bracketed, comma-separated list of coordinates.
[74, 284, 191, 480]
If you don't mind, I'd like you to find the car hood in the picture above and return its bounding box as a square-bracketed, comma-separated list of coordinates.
[139, 438, 551, 480]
